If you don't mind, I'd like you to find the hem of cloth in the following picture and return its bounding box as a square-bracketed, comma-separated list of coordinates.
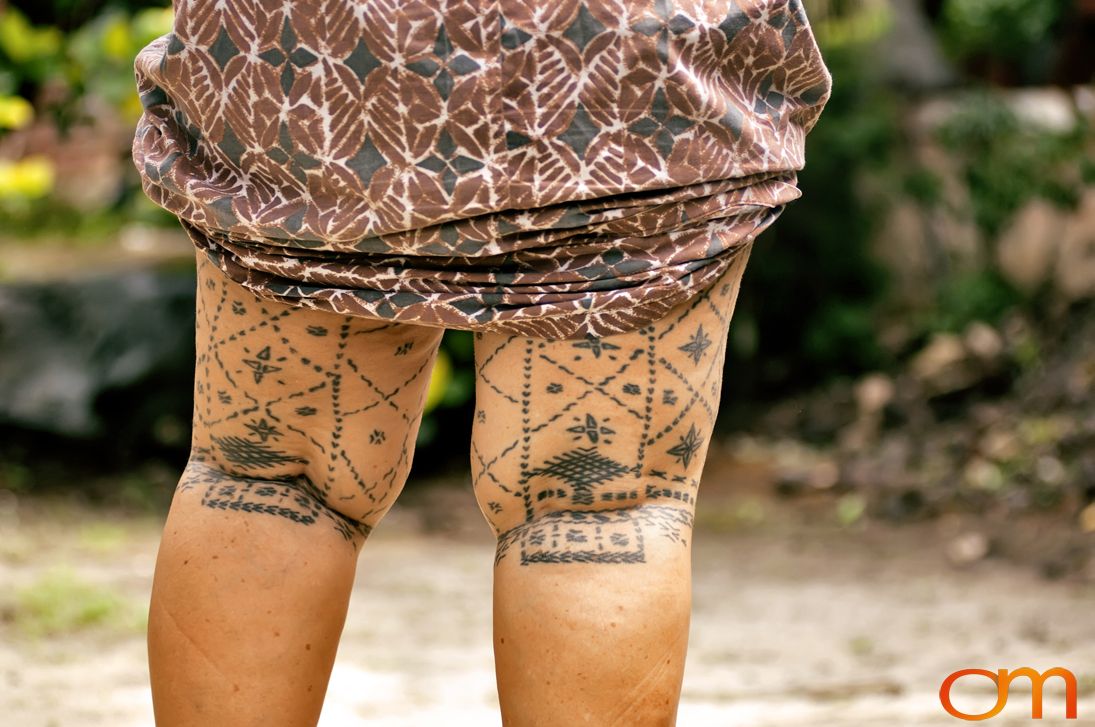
[179, 217, 764, 341]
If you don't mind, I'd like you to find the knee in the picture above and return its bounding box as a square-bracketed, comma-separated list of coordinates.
[472, 445, 699, 565]
[491, 499, 696, 567]
[177, 458, 375, 546]
[188, 415, 419, 538]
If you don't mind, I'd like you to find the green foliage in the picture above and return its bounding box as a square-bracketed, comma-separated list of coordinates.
[0, 4, 171, 131]
[940, 0, 1067, 65]
[6, 566, 143, 637]
[65, 6, 174, 120]
[416, 331, 477, 449]
[739, 40, 895, 394]
[0, 9, 64, 89]
[0, 4, 173, 225]
[936, 91, 1088, 239]
[810, 0, 893, 49]
[922, 268, 1024, 333]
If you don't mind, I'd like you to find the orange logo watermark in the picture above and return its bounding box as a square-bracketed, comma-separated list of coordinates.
[940, 667, 1078, 721]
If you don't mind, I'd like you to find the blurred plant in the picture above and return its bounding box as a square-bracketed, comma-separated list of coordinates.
[0, 93, 33, 128]
[5, 566, 143, 637]
[0, 155, 53, 199]
[807, 0, 893, 49]
[416, 331, 476, 451]
[65, 6, 173, 123]
[924, 269, 1023, 333]
[424, 347, 453, 413]
[0, 4, 171, 130]
[735, 8, 897, 398]
[0, 8, 64, 89]
[0, 4, 174, 231]
[939, 0, 1071, 83]
[836, 492, 867, 526]
[936, 91, 1089, 239]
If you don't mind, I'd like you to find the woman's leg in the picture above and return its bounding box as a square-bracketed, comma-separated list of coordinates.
[471, 243, 754, 726]
[148, 250, 444, 726]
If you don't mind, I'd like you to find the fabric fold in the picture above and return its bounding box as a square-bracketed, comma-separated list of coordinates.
[132, 0, 831, 339]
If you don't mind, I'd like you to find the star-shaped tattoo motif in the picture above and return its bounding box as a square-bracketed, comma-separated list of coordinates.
[667, 424, 703, 468]
[244, 418, 281, 442]
[678, 325, 712, 364]
[242, 345, 283, 384]
[566, 413, 616, 444]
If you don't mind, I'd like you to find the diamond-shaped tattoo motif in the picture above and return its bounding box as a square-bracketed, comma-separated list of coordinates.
[242, 345, 284, 384]
[528, 447, 630, 505]
[567, 413, 616, 444]
[245, 418, 281, 442]
[678, 325, 712, 364]
[667, 424, 703, 468]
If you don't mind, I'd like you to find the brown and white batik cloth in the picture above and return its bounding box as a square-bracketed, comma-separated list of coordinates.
[131, 0, 831, 340]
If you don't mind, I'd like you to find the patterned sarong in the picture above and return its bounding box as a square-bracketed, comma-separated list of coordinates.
[132, 0, 830, 339]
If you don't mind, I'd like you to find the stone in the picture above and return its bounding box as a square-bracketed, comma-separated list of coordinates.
[962, 456, 1004, 491]
[1053, 189, 1095, 302]
[996, 198, 1068, 294]
[910, 332, 979, 395]
[978, 428, 1021, 463]
[946, 532, 990, 565]
[1034, 455, 1067, 486]
[874, 0, 956, 91]
[855, 372, 895, 417]
[963, 321, 1004, 364]
[0, 265, 196, 445]
[807, 459, 841, 490]
[1005, 87, 1078, 134]
[1081, 503, 1095, 534]
[870, 201, 934, 307]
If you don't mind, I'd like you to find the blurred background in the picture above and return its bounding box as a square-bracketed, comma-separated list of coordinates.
[0, 0, 1092, 724]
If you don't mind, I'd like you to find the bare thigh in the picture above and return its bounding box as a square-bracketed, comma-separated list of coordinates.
[470, 241, 755, 561]
[183, 249, 446, 543]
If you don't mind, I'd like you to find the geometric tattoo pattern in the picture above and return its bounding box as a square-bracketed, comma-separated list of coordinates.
[471, 242, 753, 565]
[181, 238, 751, 558]
[184, 250, 444, 549]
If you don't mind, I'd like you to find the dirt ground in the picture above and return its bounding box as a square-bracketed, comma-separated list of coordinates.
[1, 446, 1093, 727]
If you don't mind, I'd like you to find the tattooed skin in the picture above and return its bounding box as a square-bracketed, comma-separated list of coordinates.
[184, 238, 752, 558]
[186, 250, 444, 548]
[471, 241, 754, 566]
[178, 459, 372, 543]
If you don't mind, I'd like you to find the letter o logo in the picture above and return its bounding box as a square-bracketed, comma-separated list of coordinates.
[940, 668, 1008, 721]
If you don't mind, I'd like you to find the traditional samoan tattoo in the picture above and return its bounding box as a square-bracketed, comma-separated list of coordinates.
[179, 459, 371, 544]
[472, 246, 751, 566]
[185, 252, 444, 547]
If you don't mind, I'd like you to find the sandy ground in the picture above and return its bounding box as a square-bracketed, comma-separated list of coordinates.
[1, 458, 1093, 727]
